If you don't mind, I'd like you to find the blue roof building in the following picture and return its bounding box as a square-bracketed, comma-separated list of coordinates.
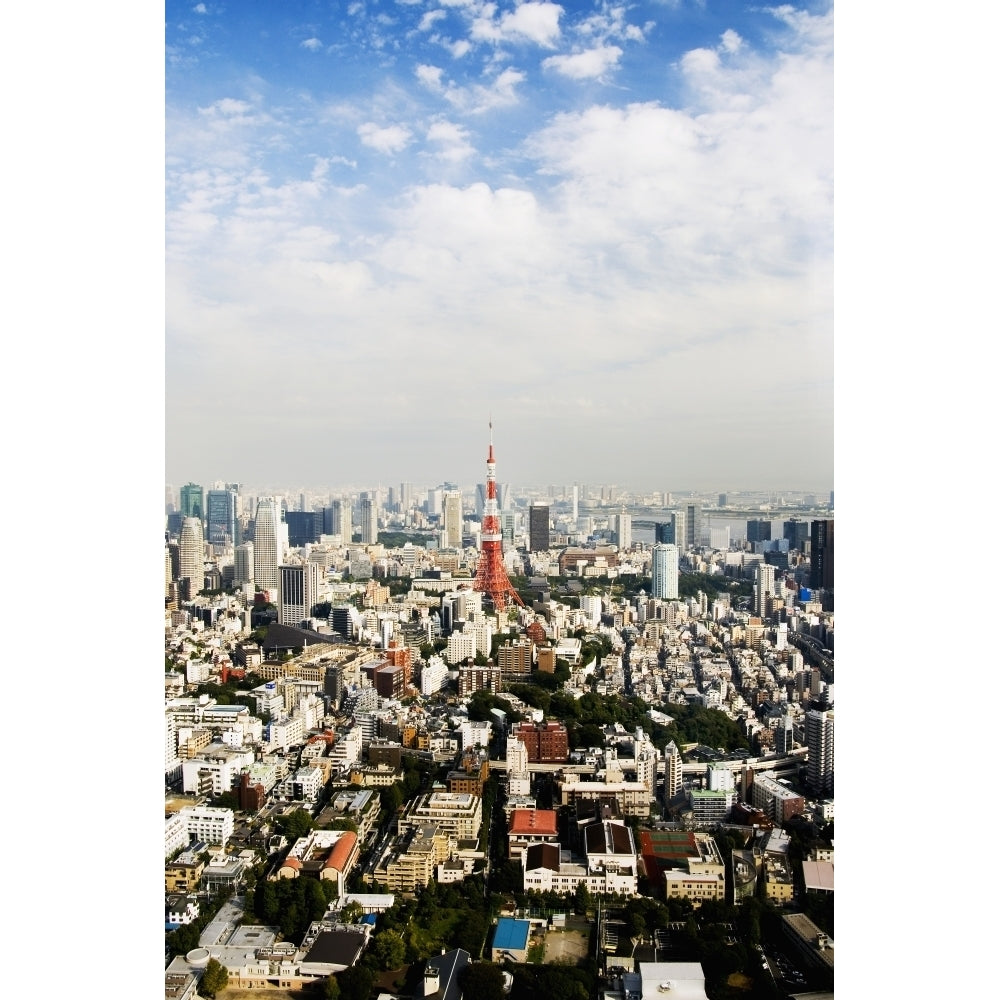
[491, 917, 531, 962]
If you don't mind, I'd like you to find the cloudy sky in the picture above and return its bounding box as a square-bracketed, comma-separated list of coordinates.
[166, 0, 833, 495]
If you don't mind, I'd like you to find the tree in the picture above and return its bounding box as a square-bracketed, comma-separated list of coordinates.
[323, 973, 342, 999]
[275, 808, 314, 841]
[574, 882, 592, 915]
[337, 964, 375, 1000]
[458, 962, 506, 1000]
[369, 929, 406, 970]
[200, 958, 228, 998]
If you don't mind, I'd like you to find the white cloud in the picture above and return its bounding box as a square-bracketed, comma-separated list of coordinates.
[357, 122, 414, 153]
[500, 1, 562, 47]
[416, 63, 445, 92]
[419, 10, 447, 32]
[471, 1, 563, 48]
[301, 37, 323, 51]
[543, 45, 622, 80]
[425, 120, 476, 162]
[720, 29, 742, 54]
[193, 3, 207, 13]
[198, 98, 253, 118]
[417, 62, 525, 113]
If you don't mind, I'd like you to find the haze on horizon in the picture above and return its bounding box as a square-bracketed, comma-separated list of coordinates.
[166, 1, 833, 494]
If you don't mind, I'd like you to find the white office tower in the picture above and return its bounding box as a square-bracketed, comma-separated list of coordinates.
[651, 543, 679, 600]
[443, 491, 463, 549]
[234, 542, 255, 592]
[614, 508, 632, 550]
[279, 562, 321, 626]
[580, 594, 602, 628]
[663, 740, 683, 800]
[707, 762, 735, 791]
[253, 498, 282, 593]
[634, 728, 658, 803]
[427, 488, 443, 516]
[572, 484, 579, 521]
[179, 517, 204, 593]
[805, 709, 834, 795]
[506, 736, 531, 796]
[359, 496, 377, 544]
[754, 562, 777, 618]
[710, 525, 730, 550]
[420, 655, 448, 696]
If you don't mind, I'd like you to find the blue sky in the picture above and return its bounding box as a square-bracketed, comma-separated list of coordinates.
[166, 1, 833, 494]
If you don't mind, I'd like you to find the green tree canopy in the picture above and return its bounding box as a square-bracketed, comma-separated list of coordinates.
[200, 958, 228, 998]
[458, 962, 505, 1000]
[275, 808, 314, 841]
[337, 964, 375, 1000]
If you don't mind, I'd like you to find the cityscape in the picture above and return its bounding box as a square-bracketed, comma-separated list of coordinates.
[163, 2, 835, 998]
[163, 432, 834, 1000]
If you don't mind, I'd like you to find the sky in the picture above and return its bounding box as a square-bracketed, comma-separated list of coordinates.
[166, 0, 833, 494]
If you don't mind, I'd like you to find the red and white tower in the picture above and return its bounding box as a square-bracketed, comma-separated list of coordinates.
[473, 422, 526, 613]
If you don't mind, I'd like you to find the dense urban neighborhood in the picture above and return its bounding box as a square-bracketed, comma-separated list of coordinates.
[165, 480, 833, 1000]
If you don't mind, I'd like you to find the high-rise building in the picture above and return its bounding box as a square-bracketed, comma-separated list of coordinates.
[684, 502, 702, 549]
[400, 482, 414, 512]
[253, 498, 281, 593]
[234, 542, 255, 591]
[205, 488, 239, 548]
[180, 483, 204, 520]
[783, 519, 809, 549]
[359, 496, 377, 544]
[655, 510, 686, 548]
[809, 520, 834, 591]
[528, 505, 550, 552]
[497, 639, 533, 685]
[178, 517, 204, 596]
[279, 562, 322, 626]
[747, 519, 772, 543]
[805, 709, 834, 795]
[613, 508, 632, 550]
[754, 562, 777, 619]
[324, 498, 350, 541]
[651, 544, 679, 600]
[443, 491, 463, 549]
[285, 510, 321, 547]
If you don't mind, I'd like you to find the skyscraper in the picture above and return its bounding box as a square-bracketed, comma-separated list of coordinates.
[528, 504, 549, 552]
[746, 519, 772, 543]
[324, 498, 350, 541]
[655, 509, 686, 548]
[206, 487, 239, 547]
[180, 483, 203, 520]
[253, 497, 281, 593]
[359, 496, 377, 544]
[234, 542, 255, 592]
[443, 491, 463, 549]
[805, 709, 834, 794]
[178, 517, 204, 596]
[783, 519, 809, 549]
[613, 508, 632, 550]
[684, 502, 702, 549]
[651, 543, 679, 600]
[278, 562, 321, 626]
[754, 562, 777, 618]
[809, 519, 834, 590]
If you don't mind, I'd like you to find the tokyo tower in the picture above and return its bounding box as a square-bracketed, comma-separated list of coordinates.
[473, 422, 526, 614]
